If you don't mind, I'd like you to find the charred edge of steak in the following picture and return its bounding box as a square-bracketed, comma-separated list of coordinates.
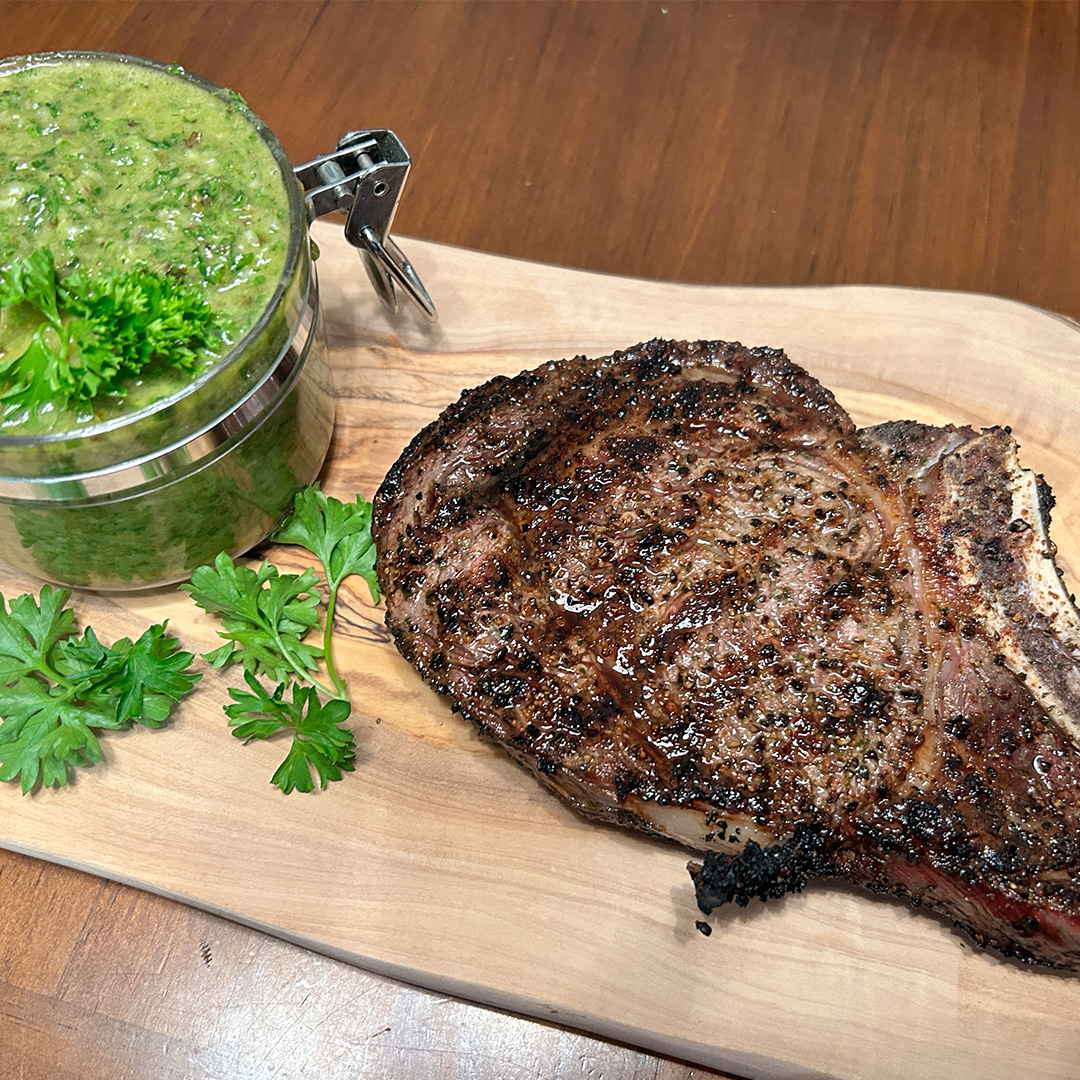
[373, 337, 854, 532]
[1037, 473, 1056, 530]
[688, 824, 834, 913]
[858, 876, 1080, 972]
[374, 371, 517, 514]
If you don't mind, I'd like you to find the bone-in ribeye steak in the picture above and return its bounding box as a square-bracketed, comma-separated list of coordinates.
[373, 339, 1080, 969]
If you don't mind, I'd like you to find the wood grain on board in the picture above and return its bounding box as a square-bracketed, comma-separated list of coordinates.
[1, 224, 1079, 1080]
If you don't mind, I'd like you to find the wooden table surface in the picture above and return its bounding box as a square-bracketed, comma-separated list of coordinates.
[2, 3, 1080, 1078]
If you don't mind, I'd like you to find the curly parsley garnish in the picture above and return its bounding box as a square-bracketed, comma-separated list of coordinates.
[0, 585, 200, 794]
[183, 487, 380, 794]
[0, 247, 226, 421]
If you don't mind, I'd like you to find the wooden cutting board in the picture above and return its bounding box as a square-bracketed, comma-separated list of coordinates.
[2, 222, 1080, 1080]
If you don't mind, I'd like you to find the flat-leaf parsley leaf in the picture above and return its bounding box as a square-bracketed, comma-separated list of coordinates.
[273, 485, 379, 696]
[225, 672, 355, 794]
[0, 586, 200, 794]
[185, 487, 381, 794]
[181, 553, 327, 690]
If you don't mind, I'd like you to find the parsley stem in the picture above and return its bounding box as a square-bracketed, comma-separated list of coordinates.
[36, 658, 77, 695]
[323, 578, 348, 699]
[270, 626, 341, 701]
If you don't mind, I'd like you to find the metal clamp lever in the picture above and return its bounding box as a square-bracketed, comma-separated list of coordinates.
[294, 130, 437, 321]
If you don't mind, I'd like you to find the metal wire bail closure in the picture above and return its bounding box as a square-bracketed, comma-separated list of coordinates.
[294, 130, 437, 321]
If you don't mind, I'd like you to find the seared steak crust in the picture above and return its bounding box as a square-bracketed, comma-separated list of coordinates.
[373, 339, 1080, 969]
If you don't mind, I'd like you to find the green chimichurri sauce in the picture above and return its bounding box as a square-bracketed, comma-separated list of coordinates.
[0, 56, 291, 433]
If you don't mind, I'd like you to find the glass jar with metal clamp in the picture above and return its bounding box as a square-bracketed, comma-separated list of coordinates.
[0, 50, 434, 590]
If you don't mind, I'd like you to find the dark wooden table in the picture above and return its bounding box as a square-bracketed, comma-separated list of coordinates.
[2, 3, 1079, 1077]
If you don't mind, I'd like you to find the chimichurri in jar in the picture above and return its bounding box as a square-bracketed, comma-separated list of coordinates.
[0, 52, 335, 590]
[0, 55, 292, 433]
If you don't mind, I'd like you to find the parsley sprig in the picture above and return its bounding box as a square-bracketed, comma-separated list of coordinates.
[0, 586, 200, 794]
[185, 557, 329, 693]
[273, 486, 379, 697]
[0, 248, 226, 421]
[0, 489, 380, 797]
[183, 487, 380, 794]
[226, 673, 355, 793]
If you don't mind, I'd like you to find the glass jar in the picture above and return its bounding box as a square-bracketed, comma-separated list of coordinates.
[0, 51, 430, 590]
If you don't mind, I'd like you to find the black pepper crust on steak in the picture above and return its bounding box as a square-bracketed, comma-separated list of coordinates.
[372, 339, 1080, 970]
